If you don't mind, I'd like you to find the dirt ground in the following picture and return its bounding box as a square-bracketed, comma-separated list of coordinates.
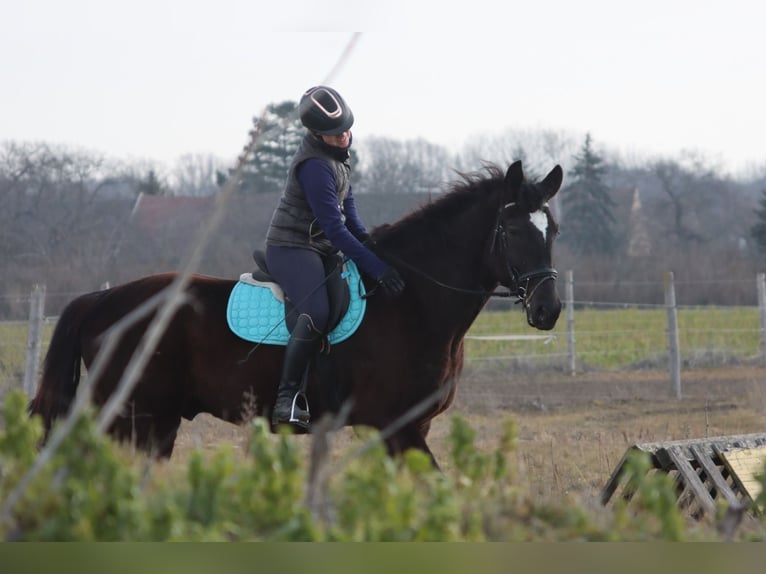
[174, 365, 766, 505]
[441, 365, 766, 499]
[457, 365, 766, 412]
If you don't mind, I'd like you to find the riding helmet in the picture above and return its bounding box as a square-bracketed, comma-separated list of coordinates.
[298, 86, 354, 135]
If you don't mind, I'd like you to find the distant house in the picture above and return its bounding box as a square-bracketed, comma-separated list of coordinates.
[122, 193, 216, 268]
[129, 192, 215, 233]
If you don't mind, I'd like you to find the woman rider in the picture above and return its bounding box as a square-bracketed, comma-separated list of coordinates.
[265, 85, 405, 429]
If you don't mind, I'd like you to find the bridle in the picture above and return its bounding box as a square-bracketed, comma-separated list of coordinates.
[488, 202, 558, 307]
[371, 202, 558, 309]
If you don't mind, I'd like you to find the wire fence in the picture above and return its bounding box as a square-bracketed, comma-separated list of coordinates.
[464, 271, 766, 399]
[3, 271, 766, 402]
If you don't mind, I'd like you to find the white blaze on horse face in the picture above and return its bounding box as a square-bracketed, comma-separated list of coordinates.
[529, 208, 549, 240]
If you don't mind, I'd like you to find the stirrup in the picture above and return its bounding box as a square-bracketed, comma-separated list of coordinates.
[280, 391, 310, 430]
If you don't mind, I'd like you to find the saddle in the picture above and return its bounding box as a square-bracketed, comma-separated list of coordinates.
[250, 249, 350, 335]
[226, 251, 366, 346]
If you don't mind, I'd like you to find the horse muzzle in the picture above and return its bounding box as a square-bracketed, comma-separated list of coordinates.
[525, 296, 561, 330]
[519, 273, 561, 330]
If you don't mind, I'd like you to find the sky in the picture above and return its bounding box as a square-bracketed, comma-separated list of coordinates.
[3, 0, 765, 177]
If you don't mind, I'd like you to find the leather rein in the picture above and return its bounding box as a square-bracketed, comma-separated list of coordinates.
[373, 202, 558, 308]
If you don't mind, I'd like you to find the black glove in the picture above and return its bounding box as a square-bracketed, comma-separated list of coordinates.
[377, 266, 405, 295]
[357, 233, 376, 249]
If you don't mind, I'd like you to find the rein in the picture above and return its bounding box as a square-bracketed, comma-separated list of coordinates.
[372, 249, 517, 300]
[370, 206, 558, 308]
[392, 253, 556, 305]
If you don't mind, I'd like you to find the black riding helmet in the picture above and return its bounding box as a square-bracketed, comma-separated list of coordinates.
[298, 86, 354, 135]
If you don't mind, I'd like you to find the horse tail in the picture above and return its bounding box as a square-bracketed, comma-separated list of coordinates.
[28, 291, 100, 433]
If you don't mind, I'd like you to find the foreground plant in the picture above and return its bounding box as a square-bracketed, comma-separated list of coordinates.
[0, 391, 759, 541]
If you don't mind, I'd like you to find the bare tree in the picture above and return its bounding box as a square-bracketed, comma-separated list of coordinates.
[457, 128, 578, 178]
[651, 151, 728, 245]
[0, 142, 133, 316]
[357, 136, 453, 195]
[171, 153, 226, 196]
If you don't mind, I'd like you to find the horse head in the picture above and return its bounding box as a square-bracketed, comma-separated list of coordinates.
[492, 160, 563, 330]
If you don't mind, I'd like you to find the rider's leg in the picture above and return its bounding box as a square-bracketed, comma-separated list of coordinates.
[265, 246, 330, 428]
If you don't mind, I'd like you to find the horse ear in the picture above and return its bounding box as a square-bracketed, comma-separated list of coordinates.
[504, 160, 524, 192]
[541, 165, 563, 199]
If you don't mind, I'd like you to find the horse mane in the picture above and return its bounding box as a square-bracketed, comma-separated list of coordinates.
[373, 162, 549, 255]
[373, 164, 506, 250]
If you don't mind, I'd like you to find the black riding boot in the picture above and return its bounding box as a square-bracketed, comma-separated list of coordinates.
[271, 313, 321, 429]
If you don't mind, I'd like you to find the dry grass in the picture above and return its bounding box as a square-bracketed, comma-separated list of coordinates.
[166, 364, 766, 509]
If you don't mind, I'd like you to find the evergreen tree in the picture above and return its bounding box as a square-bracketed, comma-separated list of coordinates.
[233, 100, 364, 194]
[239, 101, 304, 194]
[750, 188, 766, 253]
[137, 169, 167, 196]
[560, 134, 618, 255]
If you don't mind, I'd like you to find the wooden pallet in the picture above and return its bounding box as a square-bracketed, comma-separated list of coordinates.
[601, 432, 766, 518]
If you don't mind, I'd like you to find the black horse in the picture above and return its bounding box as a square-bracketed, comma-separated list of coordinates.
[30, 160, 563, 466]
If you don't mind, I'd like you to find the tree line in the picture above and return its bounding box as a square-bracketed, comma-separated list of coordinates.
[2, 100, 766, 319]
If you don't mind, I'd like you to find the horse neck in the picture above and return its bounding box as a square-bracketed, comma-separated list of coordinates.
[390, 199, 498, 338]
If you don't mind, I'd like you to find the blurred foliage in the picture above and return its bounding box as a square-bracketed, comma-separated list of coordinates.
[1, 391, 763, 541]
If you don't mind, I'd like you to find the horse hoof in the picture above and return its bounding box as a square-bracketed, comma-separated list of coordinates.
[271, 420, 311, 434]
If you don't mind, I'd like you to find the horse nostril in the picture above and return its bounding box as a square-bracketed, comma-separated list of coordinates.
[529, 304, 561, 330]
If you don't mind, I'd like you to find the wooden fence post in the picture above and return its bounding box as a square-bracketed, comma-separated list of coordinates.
[664, 271, 681, 399]
[565, 269, 576, 376]
[23, 284, 46, 397]
[758, 273, 766, 368]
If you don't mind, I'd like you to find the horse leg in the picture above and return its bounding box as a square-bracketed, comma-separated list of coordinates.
[146, 415, 182, 458]
[108, 408, 182, 459]
[384, 424, 440, 470]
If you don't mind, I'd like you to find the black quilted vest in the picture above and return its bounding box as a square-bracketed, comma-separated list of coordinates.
[265, 133, 351, 256]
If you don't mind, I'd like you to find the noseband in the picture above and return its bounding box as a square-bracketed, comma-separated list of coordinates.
[490, 204, 558, 308]
[506, 267, 558, 307]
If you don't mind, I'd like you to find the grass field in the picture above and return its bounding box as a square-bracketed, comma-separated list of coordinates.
[1, 306, 762, 395]
[0, 321, 53, 396]
[465, 305, 762, 369]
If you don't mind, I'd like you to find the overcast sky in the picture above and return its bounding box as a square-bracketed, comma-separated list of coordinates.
[3, 0, 764, 176]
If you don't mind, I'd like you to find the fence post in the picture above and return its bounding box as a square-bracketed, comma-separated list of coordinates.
[565, 269, 576, 376]
[758, 273, 766, 368]
[23, 284, 46, 397]
[664, 271, 681, 399]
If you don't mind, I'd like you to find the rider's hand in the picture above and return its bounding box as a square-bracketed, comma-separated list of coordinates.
[377, 266, 405, 295]
[357, 233, 376, 249]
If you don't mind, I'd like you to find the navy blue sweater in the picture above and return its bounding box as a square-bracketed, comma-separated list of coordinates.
[297, 158, 388, 279]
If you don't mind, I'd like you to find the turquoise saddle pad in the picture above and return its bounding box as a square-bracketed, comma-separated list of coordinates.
[226, 260, 367, 345]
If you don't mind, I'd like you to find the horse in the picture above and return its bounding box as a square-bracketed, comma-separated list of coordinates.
[29, 160, 563, 466]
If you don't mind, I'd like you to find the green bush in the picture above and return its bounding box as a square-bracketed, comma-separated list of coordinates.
[0, 391, 761, 541]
